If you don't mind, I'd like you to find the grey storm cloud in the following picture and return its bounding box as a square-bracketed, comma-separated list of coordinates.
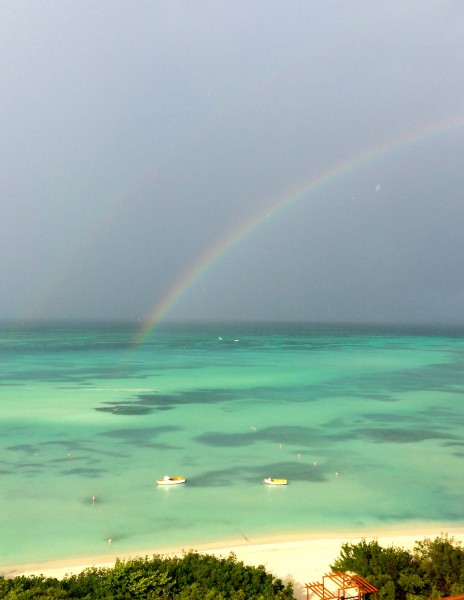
[1, 1, 463, 325]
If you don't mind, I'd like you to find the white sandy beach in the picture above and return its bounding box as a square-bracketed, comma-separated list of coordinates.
[4, 527, 464, 600]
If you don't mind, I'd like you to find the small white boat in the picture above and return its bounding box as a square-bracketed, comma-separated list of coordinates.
[156, 476, 186, 485]
[264, 477, 288, 485]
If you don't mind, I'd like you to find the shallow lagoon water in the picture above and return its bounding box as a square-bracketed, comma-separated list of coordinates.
[1, 322, 463, 568]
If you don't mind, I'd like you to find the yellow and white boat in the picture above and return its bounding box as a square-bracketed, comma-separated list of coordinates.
[264, 477, 287, 485]
[156, 476, 186, 485]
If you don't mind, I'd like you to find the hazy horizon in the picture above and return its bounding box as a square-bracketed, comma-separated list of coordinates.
[2, 318, 464, 333]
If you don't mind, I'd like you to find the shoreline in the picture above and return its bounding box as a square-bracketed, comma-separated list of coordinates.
[3, 525, 464, 599]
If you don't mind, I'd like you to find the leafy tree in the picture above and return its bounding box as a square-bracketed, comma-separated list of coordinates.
[11, 551, 294, 599]
[63, 557, 174, 599]
[0, 577, 12, 596]
[331, 538, 418, 600]
[62, 565, 109, 598]
[331, 535, 464, 600]
[412, 535, 464, 598]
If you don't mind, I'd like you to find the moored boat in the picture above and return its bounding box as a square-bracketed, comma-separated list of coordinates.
[264, 477, 287, 485]
[156, 476, 186, 485]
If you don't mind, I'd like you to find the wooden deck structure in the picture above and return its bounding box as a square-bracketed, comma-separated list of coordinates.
[305, 571, 378, 600]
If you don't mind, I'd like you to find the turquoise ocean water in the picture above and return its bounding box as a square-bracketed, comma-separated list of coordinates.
[1, 322, 463, 570]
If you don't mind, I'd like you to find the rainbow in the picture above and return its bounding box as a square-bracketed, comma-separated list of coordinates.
[134, 112, 464, 343]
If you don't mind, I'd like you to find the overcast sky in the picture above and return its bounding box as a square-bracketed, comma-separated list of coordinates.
[1, 1, 463, 325]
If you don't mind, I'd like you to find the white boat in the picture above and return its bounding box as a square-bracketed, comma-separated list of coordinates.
[264, 477, 287, 485]
[156, 476, 186, 485]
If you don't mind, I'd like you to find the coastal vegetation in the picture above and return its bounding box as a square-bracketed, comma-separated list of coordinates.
[331, 535, 464, 600]
[2, 536, 464, 599]
[0, 551, 295, 599]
